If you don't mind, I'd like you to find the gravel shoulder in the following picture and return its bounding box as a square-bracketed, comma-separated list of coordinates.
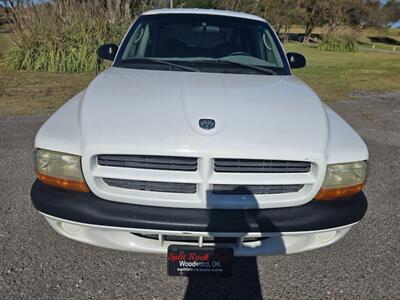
[0, 92, 399, 299]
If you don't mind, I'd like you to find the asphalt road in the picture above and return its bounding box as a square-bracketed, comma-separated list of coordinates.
[1, 91, 399, 299]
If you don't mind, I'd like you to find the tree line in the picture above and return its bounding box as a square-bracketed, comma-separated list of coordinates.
[2, 1, 400, 34]
[182, 1, 399, 41]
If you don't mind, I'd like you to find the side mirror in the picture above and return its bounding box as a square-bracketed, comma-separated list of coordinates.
[97, 44, 118, 61]
[286, 52, 306, 69]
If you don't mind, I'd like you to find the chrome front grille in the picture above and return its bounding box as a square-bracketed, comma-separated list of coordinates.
[98, 155, 198, 171]
[214, 159, 311, 173]
[212, 184, 304, 195]
[103, 178, 197, 194]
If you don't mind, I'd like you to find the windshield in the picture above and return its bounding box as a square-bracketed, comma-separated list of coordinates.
[114, 14, 290, 75]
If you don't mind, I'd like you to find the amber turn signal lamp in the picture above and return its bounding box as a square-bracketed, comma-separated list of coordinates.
[37, 172, 90, 193]
[315, 183, 364, 201]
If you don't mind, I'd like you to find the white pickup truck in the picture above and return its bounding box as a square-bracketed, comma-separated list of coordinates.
[31, 9, 368, 267]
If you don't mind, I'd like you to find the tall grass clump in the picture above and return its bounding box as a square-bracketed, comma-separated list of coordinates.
[319, 27, 361, 52]
[3, 1, 129, 73]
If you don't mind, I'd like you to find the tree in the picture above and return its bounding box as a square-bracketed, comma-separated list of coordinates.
[260, 0, 301, 34]
[383, 0, 400, 23]
[298, 0, 326, 43]
[213, 0, 261, 13]
[297, 0, 380, 43]
[175, 0, 216, 8]
[2, 0, 26, 28]
[360, 0, 386, 26]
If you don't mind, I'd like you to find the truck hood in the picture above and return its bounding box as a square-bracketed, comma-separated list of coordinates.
[79, 67, 328, 160]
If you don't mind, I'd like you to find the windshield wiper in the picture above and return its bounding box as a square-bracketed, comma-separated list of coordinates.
[192, 60, 277, 75]
[117, 58, 199, 72]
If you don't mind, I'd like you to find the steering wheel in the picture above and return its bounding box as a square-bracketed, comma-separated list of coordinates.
[226, 51, 251, 57]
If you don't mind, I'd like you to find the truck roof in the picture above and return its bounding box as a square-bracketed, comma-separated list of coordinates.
[142, 8, 266, 22]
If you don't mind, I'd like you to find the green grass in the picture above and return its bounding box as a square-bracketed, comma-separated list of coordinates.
[284, 42, 400, 101]
[360, 42, 399, 51]
[0, 68, 93, 117]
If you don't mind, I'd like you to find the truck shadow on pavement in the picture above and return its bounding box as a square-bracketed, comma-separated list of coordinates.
[184, 257, 263, 300]
[183, 190, 285, 300]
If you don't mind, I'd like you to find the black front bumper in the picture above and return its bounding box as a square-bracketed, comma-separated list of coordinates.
[31, 180, 368, 233]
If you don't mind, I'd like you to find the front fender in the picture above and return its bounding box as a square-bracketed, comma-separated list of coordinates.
[34, 90, 86, 155]
[324, 104, 368, 164]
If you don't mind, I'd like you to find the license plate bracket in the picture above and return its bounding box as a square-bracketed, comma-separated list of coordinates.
[167, 245, 233, 277]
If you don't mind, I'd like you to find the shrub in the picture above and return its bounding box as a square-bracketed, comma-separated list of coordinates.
[319, 27, 360, 52]
[3, 1, 128, 74]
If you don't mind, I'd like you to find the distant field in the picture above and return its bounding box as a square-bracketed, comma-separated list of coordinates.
[290, 25, 400, 52]
[285, 42, 400, 101]
[290, 24, 400, 39]
[0, 29, 399, 116]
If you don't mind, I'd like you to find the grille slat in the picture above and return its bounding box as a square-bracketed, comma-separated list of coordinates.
[214, 159, 311, 173]
[212, 184, 304, 195]
[132, 233, 266, 244]
[104, 178, 197, 194]
[98, 155, 198, 171]
[215, 160, 310, 167]
[215, 166, 310, 173]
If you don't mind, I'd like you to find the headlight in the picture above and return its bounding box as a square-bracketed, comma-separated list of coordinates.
[315, 161, 368, 201]
[35, 149, 89, 192]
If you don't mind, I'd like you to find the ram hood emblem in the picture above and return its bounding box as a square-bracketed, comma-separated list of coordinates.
[199, 118, 216, 130]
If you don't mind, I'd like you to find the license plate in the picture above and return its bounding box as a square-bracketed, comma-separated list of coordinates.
[167, 245, 233, 277]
